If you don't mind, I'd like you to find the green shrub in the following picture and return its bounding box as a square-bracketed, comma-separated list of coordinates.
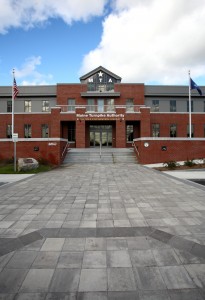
[163, 161, 179, 169]
[184, 159, 196, 167]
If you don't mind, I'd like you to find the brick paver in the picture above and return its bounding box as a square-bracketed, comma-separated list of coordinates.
[0, 163, 204, 299]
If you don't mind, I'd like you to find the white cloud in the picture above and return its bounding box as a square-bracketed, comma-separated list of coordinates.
[81, 0, 205, 84]
[14, 56, 53, 85]
[0, 0, 108, 33]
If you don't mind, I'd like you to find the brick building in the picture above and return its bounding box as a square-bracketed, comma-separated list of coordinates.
[0, 66, 205, 165]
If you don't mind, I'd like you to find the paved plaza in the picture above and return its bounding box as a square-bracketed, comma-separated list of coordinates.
[0, 163, 205, 299]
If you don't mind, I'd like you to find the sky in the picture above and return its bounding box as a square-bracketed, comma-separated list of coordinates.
[1, 0, 205, 86]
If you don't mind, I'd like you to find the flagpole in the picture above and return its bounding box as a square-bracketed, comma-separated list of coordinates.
[12, 69, 17, 172]
[12, 69, 15, 137]
[188, 70, 192, 138]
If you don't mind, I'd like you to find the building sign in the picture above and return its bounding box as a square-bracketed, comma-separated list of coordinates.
[76, 113, 124, 121]
[48, 142, 57, 146]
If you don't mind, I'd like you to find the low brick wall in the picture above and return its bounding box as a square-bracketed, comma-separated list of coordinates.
[133, 138, 205, 164]
[0, 139, 68, 165]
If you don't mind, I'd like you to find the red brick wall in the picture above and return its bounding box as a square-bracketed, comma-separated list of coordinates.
[0, 140, 67, 165]
[0, 114, 51, 138]
[133, 139, 205, 164]
[150, 113, 205, 138]
[115, 84, 144, 105]
[57, 84, 87, 105]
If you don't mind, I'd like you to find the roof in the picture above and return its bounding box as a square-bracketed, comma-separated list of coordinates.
[80, 66, 122, 81]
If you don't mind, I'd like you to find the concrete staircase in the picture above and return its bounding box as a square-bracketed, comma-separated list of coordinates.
[62, 148, 137, 164]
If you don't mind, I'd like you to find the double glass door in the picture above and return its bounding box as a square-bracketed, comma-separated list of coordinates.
[90, 125, 112, 147]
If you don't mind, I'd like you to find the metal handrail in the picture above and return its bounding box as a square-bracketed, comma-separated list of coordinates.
[100, 140, 102, 158]
[61, 141, 70, 157]
[132, 141, 140, 157]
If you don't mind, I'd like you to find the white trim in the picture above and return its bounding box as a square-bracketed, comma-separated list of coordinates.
[0, 138, 68, 142]
[0, 112, 51, 115]
[150, 112, 205, 114]
[133, 137, 205, 142]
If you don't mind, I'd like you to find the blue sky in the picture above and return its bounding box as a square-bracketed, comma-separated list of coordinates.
[1, 0, 205, 86]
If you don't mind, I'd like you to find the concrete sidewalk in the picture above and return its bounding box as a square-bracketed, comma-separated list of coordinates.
[0, 163, 204, 299]
[0, 174, 34, 186]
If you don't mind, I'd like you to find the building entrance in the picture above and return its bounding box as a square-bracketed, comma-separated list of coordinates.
[90, 125, 112, 147]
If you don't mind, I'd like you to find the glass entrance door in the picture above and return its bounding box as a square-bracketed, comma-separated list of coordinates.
[90, 125, 112, 147]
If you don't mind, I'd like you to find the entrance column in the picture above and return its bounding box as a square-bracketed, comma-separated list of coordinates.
[116, 119, 126, 148]
[50, 107, 61, 137]
[140, 107, 151, 137]
[76, 119, 85, 148]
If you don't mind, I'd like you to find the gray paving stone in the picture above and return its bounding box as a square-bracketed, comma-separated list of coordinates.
[57, 251, 83, 268]
[133, 266, 166, 290]
[168, 289, 204, 300]
[108, 291, 140, 299]
[32, 251, 60, 268]
[14, 293, 46, 300]
[78, 268, 107, 292]
[139, 290, 170, 300]
[85, 238, 106, 250]
[41, 238, 65, 251]
[152, 249, 181, 266]
[1, 162, 205, 295]
[82, 251, 106, 268]
[0, 295, 15, 300]
[106, 238, 127, 250]
[107, 268, 136, 291]
[5, 250, 37, 268]
[127, 237, 150, 250]
[63, 238, 85, 251]
[107, 250, 132, 267]
[20, 269, 54, 292]
[49, 269, 80, 292]
[159, 266, 196, 289]
[185, 264, 205, 288]
[77, 292, 107, 300]
[45, 292, 76, 300]
[129, 250, 156, 267]
[0, 268, 28, 292]
[174, 249, 205, 264]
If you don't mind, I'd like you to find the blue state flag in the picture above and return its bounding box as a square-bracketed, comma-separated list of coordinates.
[190, 78, 202, 96]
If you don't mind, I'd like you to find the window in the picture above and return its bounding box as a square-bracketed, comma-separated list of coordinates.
[152, 100, 159, 112]
[170, 124, 177, 137]
[170, 100, 176, 112]
[98, 99, 104, 112]
[152, 124, 160, 137]
[126, 125, 134, 142]
[68, 123, 75, 141]
[7, 101, 12, 112]
[187, 100, 193, 112]
[87, 99, 95, 112]
[126, 99, 134, 112]
[107, 99, 115, 112]
[42, 100, 49, 112]
[41, 124, 49, 138]
[68, 99, 75, 112]
[187, 124, 194, 137]
[6, 124, 12, 138]
[24, 124, 32, 138]
[24, 100, 31, 112]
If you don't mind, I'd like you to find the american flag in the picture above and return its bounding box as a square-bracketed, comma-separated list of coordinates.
[13, 77, 19, 99]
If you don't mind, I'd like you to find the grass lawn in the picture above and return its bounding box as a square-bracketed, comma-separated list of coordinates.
[0, 163, 53, 174]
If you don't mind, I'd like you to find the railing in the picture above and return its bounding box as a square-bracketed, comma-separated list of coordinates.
[57, 105, 144, 113]
[61, 141, 70, 158]
[132, 141, 140, 157]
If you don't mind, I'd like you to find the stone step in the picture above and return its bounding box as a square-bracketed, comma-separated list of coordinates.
[62, 148, 137, 164]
